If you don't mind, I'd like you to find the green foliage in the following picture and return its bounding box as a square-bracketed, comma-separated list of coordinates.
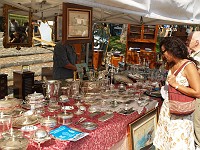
[9, 14, 28, 26]
[156, 38, 160, 53]
[107, 36, 126, 54]
[156, 36, 163, 53]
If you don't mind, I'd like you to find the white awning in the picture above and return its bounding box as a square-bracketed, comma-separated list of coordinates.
[0, 0, 200, 24]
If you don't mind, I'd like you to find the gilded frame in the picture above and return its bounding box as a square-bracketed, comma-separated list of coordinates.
[128, 108, 158, 150]
[3, 4, 33, 48]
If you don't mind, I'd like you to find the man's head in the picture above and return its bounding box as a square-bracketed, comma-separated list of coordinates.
[186, 31, 200, 52]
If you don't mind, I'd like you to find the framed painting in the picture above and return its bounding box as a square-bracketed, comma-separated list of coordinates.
[62, 3, 92, 44]
[128, 108, 158, 150]
[55, 15, 62, 41]
[68, 9, 90, 38]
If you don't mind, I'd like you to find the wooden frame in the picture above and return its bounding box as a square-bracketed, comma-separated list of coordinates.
[62, 3, 92, 44]
[55, 15, 62, 41]
[3, 4, 33, 48]
[128, 108, 158, 150]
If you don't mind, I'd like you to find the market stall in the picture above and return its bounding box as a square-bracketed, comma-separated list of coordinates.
[0, 79, 160, 150]
[0, 1, 186, 150]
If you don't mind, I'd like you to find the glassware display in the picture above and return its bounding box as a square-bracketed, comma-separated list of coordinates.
[0, 113, 12, 138]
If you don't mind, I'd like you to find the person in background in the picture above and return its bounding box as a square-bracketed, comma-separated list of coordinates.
[153, 37, 200, 150]
[9, 19, 19, 36]
[9, 31, 22, 43]
[186, 31, 200, 73]
[23, 22, 29, 36]
[53, 41, 77, 82]
[186, 31, 200, 149]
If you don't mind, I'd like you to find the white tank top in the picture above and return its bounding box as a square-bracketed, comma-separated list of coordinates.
[168, 61, 193, 87]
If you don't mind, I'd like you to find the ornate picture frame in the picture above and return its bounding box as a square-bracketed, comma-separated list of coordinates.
[62, 3, 92, 44]
[128, 108, 158, 150]
[3, 4, 33, 48]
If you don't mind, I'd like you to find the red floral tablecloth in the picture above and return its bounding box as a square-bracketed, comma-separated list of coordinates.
[26, 98, 159, 150]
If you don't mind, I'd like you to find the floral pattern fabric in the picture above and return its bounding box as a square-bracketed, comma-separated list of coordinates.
[153, 61, 195, 150]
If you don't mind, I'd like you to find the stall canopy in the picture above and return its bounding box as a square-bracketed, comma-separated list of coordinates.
[0, 0, 200, 25]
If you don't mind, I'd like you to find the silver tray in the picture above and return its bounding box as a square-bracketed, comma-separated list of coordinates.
[2, 129, 23, 139]
[144, 90, 162, 98]
[5, 108, 25, 118]
[118, 108, 135, 115]
[0, 136, 28, 150]
[0, 97, 21, 109]
[13, 115, 39, 128]
[81, 122, 97, 130]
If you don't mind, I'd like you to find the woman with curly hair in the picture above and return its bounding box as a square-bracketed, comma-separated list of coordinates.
[153, 37, 200, 150]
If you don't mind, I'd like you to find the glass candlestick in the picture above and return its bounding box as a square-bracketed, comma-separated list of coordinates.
[109, 65, 115, 91]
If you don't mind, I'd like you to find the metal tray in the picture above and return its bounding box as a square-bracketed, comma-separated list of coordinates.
[13, 115, 39, 128]
[0, 136, 29, 150]
[81, 122, 97, 130]
[118, 108, 135, 115]
[144, 90, 162, 98]
[4, 108, 25, 118]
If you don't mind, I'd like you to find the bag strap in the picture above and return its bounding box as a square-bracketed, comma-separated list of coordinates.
[191, 50, 200, 58]
[173, 61, 190, 76]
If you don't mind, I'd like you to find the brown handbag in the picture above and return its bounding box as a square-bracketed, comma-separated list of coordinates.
[168, 61, 195, 115]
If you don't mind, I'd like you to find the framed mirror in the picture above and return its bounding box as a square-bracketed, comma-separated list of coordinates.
[3, 4, 33, 48]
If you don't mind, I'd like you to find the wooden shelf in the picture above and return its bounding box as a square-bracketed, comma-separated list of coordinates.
[128, 39, 156, 43]
[125, 24, 158, 68]
[129, 31, 141, 34]
[144, 33, 155, 35]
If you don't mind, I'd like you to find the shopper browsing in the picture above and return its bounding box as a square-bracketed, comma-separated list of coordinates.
[153, 37, 200, 150]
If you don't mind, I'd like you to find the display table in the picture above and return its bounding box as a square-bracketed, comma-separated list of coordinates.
[26, 98, 160, 150]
